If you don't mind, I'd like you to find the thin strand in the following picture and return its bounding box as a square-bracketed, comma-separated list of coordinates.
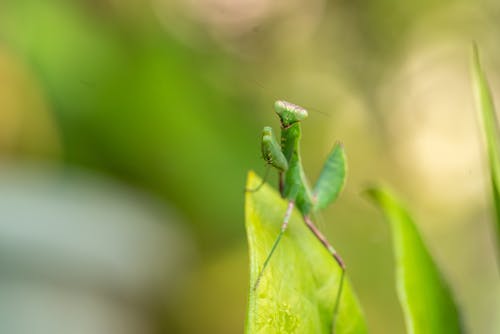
[253, 201, 295, 290]
[245, 165, 271, 193]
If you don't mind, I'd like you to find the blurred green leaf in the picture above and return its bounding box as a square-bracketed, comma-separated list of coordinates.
[245, 171, 367, 334]
[366, 187, 463, 334]
[471, 45, 500, 261]
[0, 0, 258, 240]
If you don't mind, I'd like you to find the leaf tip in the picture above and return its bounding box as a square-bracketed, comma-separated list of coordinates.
[246, 170, 263, 191]
[247, 169, 257, 180]
[471, 42, 481, 73]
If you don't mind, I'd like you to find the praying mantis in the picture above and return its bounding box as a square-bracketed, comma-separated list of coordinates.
[249, 100, 347, 311]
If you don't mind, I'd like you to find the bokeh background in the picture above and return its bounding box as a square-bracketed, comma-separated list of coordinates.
[0, 0, 499, 333]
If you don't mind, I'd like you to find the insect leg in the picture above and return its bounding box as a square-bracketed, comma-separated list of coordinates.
[245, 165, 271, 193]
[246, 127, 288, 194]
[278, 171, 284, 195]
[261, 126, 288, 172]
[303, 215, 345, 268]
[303, 215, 345, 332]
[253, 200, 295, 291]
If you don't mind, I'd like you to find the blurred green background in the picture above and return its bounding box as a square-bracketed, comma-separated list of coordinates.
[0, 0, 498, 333]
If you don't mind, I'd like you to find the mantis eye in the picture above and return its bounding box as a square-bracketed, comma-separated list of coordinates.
[274, 100, 308, 125]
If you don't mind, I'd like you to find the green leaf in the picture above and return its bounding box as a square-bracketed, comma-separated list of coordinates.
[245, 171, 367, 334]
[366, 187, 463, 334]
[471, 45, 500, 261]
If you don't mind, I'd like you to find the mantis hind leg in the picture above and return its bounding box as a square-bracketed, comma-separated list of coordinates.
[253, 200, 295, 291]
[303, 215, 345, 269]
[303, 215, 346, 332]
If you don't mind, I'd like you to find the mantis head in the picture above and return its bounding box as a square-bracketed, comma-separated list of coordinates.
[274, 100, 308, 126]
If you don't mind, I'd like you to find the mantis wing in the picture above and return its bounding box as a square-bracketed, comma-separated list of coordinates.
[313, 143, 347, 211]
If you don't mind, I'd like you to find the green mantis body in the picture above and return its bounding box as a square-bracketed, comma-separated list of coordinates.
[253, 100, 347, 305]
